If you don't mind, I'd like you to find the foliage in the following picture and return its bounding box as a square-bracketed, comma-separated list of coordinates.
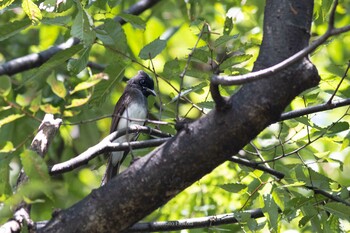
[0, 0, 350, 232]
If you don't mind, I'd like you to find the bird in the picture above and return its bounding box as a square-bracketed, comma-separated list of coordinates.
[101, 70, 156, 185]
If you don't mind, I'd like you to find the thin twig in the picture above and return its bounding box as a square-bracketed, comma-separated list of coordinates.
[327, 61, 350, 103]
[228, 156, 285, 179]
[279, 98, 350, 121]
[175, 23, 207, 120]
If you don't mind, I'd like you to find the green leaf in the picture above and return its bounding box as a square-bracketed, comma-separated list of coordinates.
[67, 46, 91, 75]
[89, 62, 125, 106]
[71, 2, 96, 46]
[20, 150, 50, 182]
[219, 54, 253, 70]
[118, 13, 146, 30]
[0, 75, 11, 96]
[168, 82, 208, 104]
[328, 121, 349, 135]
[192, 48, 210, 63]
[219, 183, 247, 193]
[0, 114, 24, 128]
[22, 0, 42, 24]
[47, 73, 67, 99]
[26, 44, 84, 84]
[96, 18, 128, 51]
[214, 34, 239, 47]
[262, 194, 279, 230]
[0, 19, 31, 41]
[295, 116, 313, 127]
[0, 158, 11, 197]
[162, 59, 181, 79]
[223, 16, 233, 35]
[197, 101, 214, 109]
[139, 38, 167, 60]
[323, 202, 350, 221]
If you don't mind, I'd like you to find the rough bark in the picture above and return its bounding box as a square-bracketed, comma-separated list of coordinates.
[39, 0, 319, 232]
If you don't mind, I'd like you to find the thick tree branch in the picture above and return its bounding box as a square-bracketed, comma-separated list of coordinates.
[211, 0, 348, 86]
[49, 125, 171, 175]
[38, 1, 321, 232]
[0, 0, 161, 76]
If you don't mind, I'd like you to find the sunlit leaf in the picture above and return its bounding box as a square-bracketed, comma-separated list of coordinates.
[0, 141, 14, 152]
[0, 0, 15, 10]
[70, 78, 102, 95]
[0, 114, 24, 128]
[22, 0, 42, 24]
[66, 95, 91, 108]
[139, 38, 167, 60]
[40, 104, 61, 114]
[47, 74, 67, 99]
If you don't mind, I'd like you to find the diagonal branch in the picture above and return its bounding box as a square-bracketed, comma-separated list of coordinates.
[0, 0, 161, 76]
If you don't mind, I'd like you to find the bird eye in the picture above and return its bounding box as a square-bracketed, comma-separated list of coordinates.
[139, 79, 146, 85]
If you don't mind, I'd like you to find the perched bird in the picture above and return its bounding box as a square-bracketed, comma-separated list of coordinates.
[101, 70, 156, 185]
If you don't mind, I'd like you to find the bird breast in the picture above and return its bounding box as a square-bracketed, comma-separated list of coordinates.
[117, 101, 148, 130]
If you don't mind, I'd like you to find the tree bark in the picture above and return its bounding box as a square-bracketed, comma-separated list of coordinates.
[39, 0, 319, 232]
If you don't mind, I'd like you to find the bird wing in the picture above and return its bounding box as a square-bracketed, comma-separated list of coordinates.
[110, 91, 132, 133]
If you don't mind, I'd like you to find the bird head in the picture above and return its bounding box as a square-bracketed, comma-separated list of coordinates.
[128, 70, 156, 97]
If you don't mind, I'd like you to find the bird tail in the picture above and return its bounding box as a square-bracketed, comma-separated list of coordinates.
[101, 153, 121, 186]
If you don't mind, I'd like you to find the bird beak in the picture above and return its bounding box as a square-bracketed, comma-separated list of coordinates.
[145, 87, 157, 96]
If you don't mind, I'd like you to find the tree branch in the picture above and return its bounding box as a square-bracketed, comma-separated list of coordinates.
[305, 185, 350, 207]
[279, 98, 350, 121]
[0, 0, 161, 76]
[228, 156, 285, 179]
[211, 0, 348, 86]
[49, 126, 171, 175]
[126, 209, 264, 232]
